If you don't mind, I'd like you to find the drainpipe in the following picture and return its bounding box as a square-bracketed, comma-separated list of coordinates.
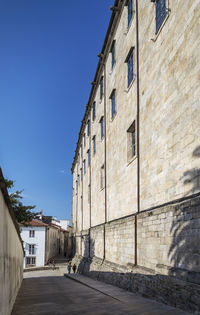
[89, 113, 92, 259]
[103, 62, 107, 261]
[135, 0, 140, 266]
[81, 144, 84, 256]
[81, 197, 83, 255]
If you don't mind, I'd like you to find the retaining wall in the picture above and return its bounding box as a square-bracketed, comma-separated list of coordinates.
[74, 194, 200, 313]
[0, 169, 24, 315]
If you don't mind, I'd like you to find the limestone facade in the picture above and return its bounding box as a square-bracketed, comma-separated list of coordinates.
[71, 0, 200, 312]
[72, 0, 200, 231]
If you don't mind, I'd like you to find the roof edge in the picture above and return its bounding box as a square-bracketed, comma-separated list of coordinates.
[71, 0, 124, 173]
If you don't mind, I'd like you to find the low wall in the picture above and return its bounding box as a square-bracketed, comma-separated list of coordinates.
[74, 193, 200, 313]
[0, 169, 24, 315]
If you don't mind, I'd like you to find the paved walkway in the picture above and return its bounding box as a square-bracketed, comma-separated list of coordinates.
[12, 270, 190, 315]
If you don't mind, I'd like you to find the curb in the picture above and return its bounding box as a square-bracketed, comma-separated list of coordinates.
[24, 266, 59, 272]
[64, 274, 121, 302]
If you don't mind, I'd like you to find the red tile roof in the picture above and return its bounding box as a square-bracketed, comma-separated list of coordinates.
[19, 219, 48, 227]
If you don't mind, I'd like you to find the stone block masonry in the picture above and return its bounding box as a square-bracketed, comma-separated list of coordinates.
[71, 0, 200, 313]
[73, 194, 200, 314]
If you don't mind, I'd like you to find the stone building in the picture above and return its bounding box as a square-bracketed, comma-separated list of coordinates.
[71, 0, 200, 312]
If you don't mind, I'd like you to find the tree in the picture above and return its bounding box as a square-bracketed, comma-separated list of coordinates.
[5, 179, 37, 223]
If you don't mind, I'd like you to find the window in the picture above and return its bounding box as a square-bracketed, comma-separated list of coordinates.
[80, 168, 83, 181]
[110, 89, 116, 119]
[87, 149, 90, 167]
[111, 40, 116, 69]
[29, 244, 35, 255]
[26, 257, 36, 266]
[92, 135, 96, 154]
[78, 175, 80, 186]
[100, 116, 104, 140]
[83, 160, 86, 174]
[125, 47, 134, 87]
[87, 120, 90, 136]
[92, 102, 96, 121]
[76, 180, 78, 193]
[100, 164, 105, 190]
[29, 230, 35, 238]
[127, 121, 136, 161]
[100, 76, 104, 99]
[84, 133, 86, 147]
[128, 0, 133, 26]
[156, 0, 166, 34]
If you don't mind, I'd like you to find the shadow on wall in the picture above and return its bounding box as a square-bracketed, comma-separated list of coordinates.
[77, 235, 95, 275]
[182, 146, 200, 196]
[168, 146, 200, 280]
[68, 234, 76, 259]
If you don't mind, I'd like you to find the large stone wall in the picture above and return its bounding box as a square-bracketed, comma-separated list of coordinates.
[74, 194, 200, 313]
[90, 225, 104, 259]
[0, 170, 24, 315]
[72, 0, 200, 229]
[137, 196, 200, 277]
[105, 216, 135, 265]
[71, 0, 200, 313]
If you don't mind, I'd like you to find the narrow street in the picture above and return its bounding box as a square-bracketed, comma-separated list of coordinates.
[12, 270, 189, 315]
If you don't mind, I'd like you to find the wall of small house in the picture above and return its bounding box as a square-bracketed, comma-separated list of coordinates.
[20, 226, 46, 267]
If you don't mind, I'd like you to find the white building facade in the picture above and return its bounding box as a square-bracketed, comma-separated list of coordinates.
[20, 221, 47, 268]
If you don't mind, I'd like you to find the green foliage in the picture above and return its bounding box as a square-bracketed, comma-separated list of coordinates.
[5, 179, 37, 223]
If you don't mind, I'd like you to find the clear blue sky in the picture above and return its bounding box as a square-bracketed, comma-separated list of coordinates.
[0, 0, 114, 223]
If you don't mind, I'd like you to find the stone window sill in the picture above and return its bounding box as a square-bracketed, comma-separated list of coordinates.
[110, 112, 117, 122]
[124, 75, 136, 93]
[99, 97, 103, 104]
[127, 154, 137, 167]
[151, 9, 171, 42]
[109, 62, 116, 75]
[124, 12, 135, 36]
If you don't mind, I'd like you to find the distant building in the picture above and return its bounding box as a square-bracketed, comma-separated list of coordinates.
[51, 217, 70, 231]
[20, 219, 69, 268]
